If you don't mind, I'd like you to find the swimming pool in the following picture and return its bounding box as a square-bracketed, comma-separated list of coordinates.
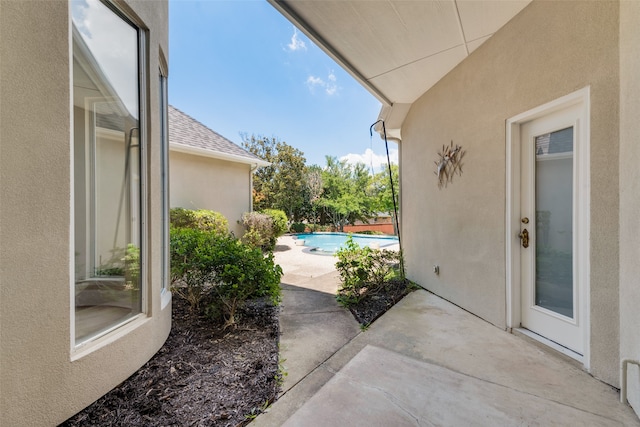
[294, 232, 399, 254]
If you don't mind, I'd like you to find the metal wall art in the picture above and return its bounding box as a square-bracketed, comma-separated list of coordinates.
[434, 141, 465, 189]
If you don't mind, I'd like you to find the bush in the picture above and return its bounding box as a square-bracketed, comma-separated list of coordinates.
[335, 235, 403, 306]
[241, 211, 276, 252]
[170, 227, 216, 311]
[308, 224, 333, 232]
[290, 222, 306, 233]
[262, 209, 288, 237]
[240, 209, 288, 251]
[306, 224, 320, 232]
[207, 238, 282, 328]
[170, 207, 228, 235]
[170, 227, 282, 326]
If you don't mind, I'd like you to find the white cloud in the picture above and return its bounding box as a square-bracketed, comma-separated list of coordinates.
[325, 72, 338, 95]
[306, 75, 323, 87]
[341, 148, 398, 172]
[306, 71, 339, 96]
[287, 28, 307, 51]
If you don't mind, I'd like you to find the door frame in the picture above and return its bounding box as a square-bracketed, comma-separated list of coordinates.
[505, 87, 590, 367]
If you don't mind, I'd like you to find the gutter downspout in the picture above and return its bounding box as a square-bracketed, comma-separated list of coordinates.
[249, 163, 259, 212]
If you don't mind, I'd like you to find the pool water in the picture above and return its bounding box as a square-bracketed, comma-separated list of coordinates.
[294, 232, 399, 254]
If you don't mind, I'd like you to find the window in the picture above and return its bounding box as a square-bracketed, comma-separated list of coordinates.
[72, 0, 145, 345]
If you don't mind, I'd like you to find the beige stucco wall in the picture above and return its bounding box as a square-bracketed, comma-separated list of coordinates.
[401, 0, 620, 385]
[619, 0, 640, 418]
[170, 151, 252, 236]
[0, 1, 171, 425]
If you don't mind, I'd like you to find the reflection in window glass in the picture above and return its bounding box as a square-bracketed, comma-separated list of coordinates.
[72, 0, 143, 345]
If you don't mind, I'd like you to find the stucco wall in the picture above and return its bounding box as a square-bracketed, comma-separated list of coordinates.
[0, 1, 171, 425]
[619, 0, 640, 417]
[170, 151, 252, 236]
[401, 0, 619, 385]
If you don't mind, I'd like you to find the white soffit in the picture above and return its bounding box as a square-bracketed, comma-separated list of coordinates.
[269, 0, 531, 107]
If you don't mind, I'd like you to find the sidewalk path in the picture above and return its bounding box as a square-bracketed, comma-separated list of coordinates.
[254, 235, 640, 426]
[271, 235, 361, 396]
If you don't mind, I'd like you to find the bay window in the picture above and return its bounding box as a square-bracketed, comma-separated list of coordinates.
[72, 0, 145, 345]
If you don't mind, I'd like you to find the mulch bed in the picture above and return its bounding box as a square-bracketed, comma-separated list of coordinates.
[60, 272, 412, 426]
[346, 278, 417, 326]
[60, 297, 280, 427]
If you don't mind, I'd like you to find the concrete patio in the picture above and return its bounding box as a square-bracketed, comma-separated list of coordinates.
[253, 235, 640, 426]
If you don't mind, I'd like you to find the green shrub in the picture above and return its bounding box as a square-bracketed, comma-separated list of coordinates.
[207, 238, 282, 328]
[170, 227, 282, 326]
[308, 224, 333, 232]
[262, 209, 288, 237]
[307, 223, 331, 232]
[170, 227, 216, 311]
[170, 207, 228, 235]
[123, 243, 140, 290]
[241, 211, 276, 252]
[335, 235, 402, 306]
[94, 244, 140, 290]
[290, 222, 306, 233]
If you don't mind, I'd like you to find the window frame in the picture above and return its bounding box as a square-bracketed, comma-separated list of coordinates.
[159, 68, 170, 303]
[71, 0, 148, 350]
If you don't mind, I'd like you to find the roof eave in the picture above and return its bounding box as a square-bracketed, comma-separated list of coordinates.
[169, 142, 271, 168]
[268, 0, 408, 141]
[267, 0, 391, 107]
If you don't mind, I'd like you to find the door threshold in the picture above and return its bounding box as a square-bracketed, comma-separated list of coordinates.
[513, 327, 584, 364]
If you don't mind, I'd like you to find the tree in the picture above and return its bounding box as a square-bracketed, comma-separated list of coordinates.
[241, 134, 307, 220]
[303, 165, 323, 225]
[371, 163, 400, 234]
[242, 134, 276, 211]
[318, 156, 374, 230]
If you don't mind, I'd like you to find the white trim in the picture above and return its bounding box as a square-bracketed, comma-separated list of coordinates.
[505, 86, 590, 369]
[72, 314, 147, 359]
[170, 142, 271, 168]
[514, 327, 584, 363]
[69, 0, 76, 355]
[161, 287, 172, 310]
[578, 90, 591, 370]
[377, 103, 411, 142]
[138, 26, 148, 317]
[160, 72, 171, 305]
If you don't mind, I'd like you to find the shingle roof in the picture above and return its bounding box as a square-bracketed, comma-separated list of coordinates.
[169, 105, 266, 165]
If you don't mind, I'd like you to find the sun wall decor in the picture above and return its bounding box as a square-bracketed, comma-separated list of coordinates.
[434, 141, 465, 189]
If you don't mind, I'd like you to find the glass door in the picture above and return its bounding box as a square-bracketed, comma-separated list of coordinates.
[519, 103, 584, 355]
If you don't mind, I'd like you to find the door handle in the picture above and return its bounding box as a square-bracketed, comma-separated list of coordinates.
[519, 228, 529, 248]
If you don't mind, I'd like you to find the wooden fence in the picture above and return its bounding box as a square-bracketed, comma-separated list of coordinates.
[342, 223, 395, 235]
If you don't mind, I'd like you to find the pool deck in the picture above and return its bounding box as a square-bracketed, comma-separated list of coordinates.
[252, 235, 640, 426]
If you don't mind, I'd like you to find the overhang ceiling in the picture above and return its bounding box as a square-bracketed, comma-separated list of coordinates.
[269, 0, 531, 137]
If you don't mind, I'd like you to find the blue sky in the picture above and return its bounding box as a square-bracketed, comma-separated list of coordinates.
[169, 0, 397, 168]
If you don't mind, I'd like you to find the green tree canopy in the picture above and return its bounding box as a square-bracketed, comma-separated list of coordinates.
[298, 164, 323, 224]
[242, 134, 307, 220]
[318, 156, 374, 230]
[371, 163, 399, 215]
[370, 163, 400, 234]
